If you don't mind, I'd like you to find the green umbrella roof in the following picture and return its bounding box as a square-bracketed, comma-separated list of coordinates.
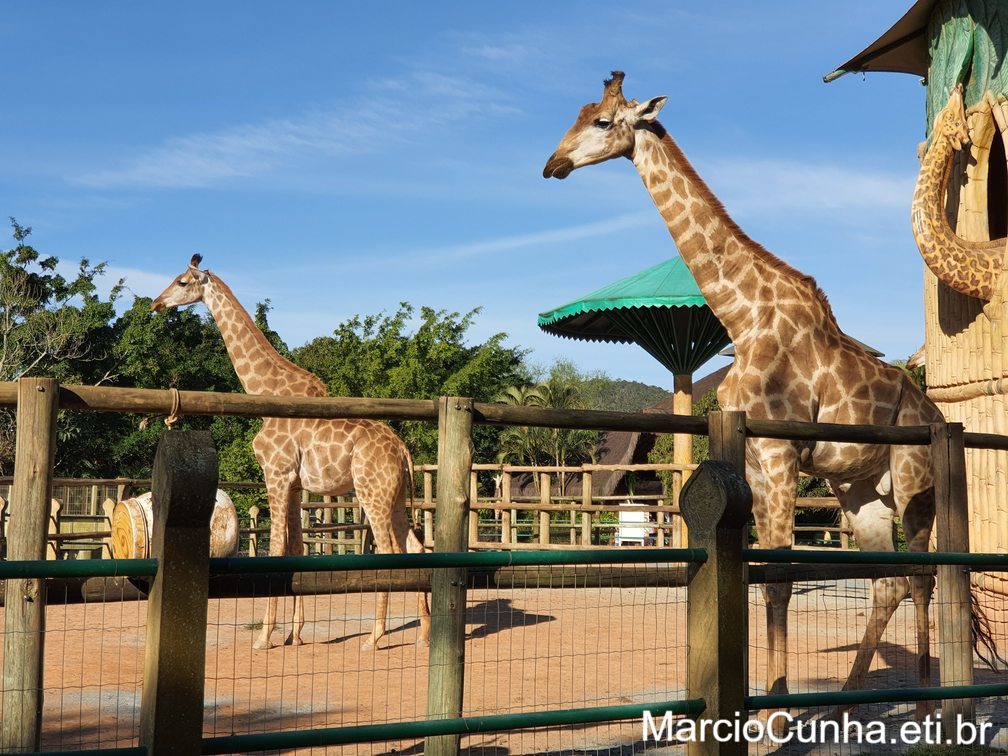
[538, 257, 730, 375]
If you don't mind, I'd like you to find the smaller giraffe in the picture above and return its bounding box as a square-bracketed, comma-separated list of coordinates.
[152, 255, 430, 650]
[912, 84, 1006, 301]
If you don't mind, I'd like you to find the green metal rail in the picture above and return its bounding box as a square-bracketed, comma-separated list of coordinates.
[0, 558, 157, 580]
[200, 698, 704, 754]
[748, 683, 1008, 711]
[207, 547, 707, 574]
[745, 548, 1008, 568]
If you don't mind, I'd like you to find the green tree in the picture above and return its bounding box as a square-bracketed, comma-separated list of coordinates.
[0, 219, 124, 474]
[294, 303, 528, 465]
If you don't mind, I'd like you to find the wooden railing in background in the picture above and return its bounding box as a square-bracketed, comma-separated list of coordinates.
[0, 466, 850, 559]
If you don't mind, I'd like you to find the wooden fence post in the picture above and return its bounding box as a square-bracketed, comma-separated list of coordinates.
[468, 471, 479, 547]
[139, 431, 218, 755]
[425, 397, 473, 756]
[501, 470, 512, 546]
[707, 411, 747, 476]
[930, 421, 975, 734]
[2, 376, 58, 752]
[539, 472, 551, 545]
[424, 470, 435, 548]
[681, 460, 752, 756]
[46, 498, 62, 560]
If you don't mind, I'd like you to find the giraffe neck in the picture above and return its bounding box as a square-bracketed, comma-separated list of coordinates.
[202, 274, 325, 397]
[911, 130, 1002, 301]
[630, 126, 827, 344]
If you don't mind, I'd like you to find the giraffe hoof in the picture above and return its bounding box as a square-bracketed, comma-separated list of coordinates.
[416, 636, 430, 648]
[284, 635, 303, 647]
[361, 638, 376, 652]
[252, 638, 273, 650]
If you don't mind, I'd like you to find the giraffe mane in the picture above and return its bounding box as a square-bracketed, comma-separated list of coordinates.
[655, 127, 841, 331]
[207, 272, 327, 394]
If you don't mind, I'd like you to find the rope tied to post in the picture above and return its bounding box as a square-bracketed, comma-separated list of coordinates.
[164, 387, 182, 429]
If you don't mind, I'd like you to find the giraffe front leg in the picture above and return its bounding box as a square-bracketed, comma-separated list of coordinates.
[253, 460, 296, 650]
[749, 442, 799, 739]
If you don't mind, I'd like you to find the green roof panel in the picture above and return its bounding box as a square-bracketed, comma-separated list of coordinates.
[537, 257, 730, 376]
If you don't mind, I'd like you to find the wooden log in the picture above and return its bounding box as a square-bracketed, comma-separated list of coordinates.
[2, 377, 58, 752]
[930, 422, 976, 735]
[682, 461, 751, 756]
[139, 430, 218, 755]
[581, 471, 592, 546]
[425, 397, 473, 756]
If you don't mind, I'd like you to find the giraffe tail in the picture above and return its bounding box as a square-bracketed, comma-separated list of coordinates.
[971, 588, 1007, 671]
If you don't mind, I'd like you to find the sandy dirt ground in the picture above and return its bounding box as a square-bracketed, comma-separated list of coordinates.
[0, 578, 1005, 755]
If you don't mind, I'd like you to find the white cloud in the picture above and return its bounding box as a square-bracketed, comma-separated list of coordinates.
[705, 157, 914, 216]
[333, 211, 654, 271]
[71, 71, 517, 190]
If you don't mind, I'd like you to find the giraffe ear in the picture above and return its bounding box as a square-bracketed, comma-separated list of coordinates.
[190, 253, 203, 269]
[633, 96, 667, 123]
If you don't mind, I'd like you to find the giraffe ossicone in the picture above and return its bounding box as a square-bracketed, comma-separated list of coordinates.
[545, 71, 957, 724]
[151, 255, 430, 651]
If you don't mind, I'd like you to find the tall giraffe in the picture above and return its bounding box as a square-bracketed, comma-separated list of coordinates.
[544, 72, 942, 711]
[911, 83, 1004, 301]
[151, 255, 430, 650]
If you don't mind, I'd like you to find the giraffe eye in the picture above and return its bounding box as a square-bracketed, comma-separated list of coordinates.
[177, 279, 188, 287]
[594, 118, 613, 130]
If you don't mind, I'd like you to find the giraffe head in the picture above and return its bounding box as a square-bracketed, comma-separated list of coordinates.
[151, 254, 210, 312]
[543, 71, 667, 179]
[934, 83, 969, 151]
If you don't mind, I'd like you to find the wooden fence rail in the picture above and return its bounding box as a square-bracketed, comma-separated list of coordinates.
[0, 469, 850, 559]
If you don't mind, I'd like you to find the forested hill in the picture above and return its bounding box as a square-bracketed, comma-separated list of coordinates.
[593, 380, 670, 413]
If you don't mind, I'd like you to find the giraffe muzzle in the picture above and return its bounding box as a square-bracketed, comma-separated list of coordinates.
[543, 154, 574, 179]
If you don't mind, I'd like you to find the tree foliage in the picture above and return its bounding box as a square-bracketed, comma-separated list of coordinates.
[496, 361, 602, 494]
[293, 303, 528, 464]
[0, 219, 124, 473]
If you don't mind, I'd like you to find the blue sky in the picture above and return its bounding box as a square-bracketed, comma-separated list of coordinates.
[3, 2, 932, 391]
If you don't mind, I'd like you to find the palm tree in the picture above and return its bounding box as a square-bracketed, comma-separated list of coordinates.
[494, 377, 600, 497]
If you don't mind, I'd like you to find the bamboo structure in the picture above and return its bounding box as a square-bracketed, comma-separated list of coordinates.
[924, 92, 1008, 610]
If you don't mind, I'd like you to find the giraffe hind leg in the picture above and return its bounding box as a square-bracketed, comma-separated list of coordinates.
[284, 487, 306, 646]
[832, 478, 909, 713]
[407, 527, 431, 646]
[361, 520, 395, 651]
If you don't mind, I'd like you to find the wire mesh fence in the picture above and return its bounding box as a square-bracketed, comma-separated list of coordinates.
[746, 573, 1008, 754]
[0, 579, 147, 751]
[198, 565, 688, 755]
